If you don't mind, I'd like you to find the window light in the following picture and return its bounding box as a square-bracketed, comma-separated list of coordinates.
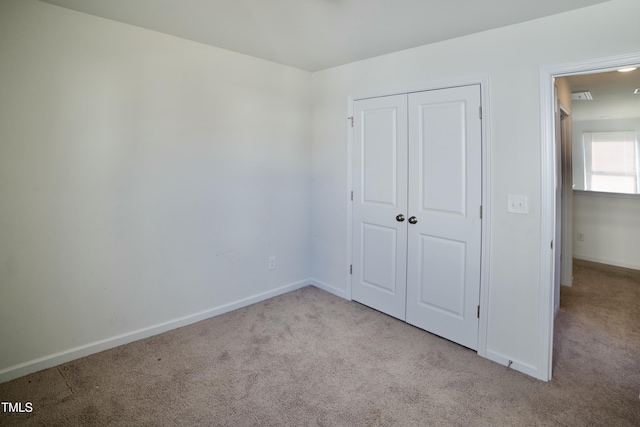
[583, 132, 639, 194]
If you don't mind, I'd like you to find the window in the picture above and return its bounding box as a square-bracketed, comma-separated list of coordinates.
[583, 131, 639, 194]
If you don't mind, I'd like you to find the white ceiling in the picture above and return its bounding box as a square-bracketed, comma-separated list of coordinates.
[562, 69, 640, 122]
[40, 0, 608, 72]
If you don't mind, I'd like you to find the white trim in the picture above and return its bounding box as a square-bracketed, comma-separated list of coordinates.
[350, 74, 492, 103]
[573, 189, 640, 200]
[539, 52, 640, 383]
[477, 75, 492, 360]
[540, 68, 556, 381]
[0, 279, 310, 384]
[559, 104, 573, 289]
[346, 75, 492, 360]
[346, 96, 355, 299]
[573, 255, 640, 271]
[310, 278, 349, 299]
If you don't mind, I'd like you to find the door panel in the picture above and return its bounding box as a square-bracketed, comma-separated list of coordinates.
[419, 101, 467, 216]
[352, 94, 408, 320]
[406, 86, 482, 350]
[361, 223, 399, 294]
[418, 235, 466, 319]
[362, 108, 401, 207]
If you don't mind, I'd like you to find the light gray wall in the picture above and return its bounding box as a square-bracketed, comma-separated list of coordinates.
[0, 0, 311, 380]
[573, 192, 640, 269]
[310, 0, 640, 378]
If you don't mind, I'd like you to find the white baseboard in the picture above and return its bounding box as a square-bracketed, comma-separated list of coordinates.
[0, 279, 311, 384]
[573, 254, 640, 271]
[483, 349, 541, 380]
[309, 278, 349, 299]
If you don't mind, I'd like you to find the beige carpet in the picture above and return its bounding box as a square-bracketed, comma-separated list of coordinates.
[1, 260, 638, 426]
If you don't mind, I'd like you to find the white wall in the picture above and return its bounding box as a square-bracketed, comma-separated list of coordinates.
[310, 0, 640, 378]
[573, 192, 640, 269]
[0, 0, 311, 381]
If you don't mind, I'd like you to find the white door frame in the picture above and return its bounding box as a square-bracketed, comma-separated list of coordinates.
[559, 105, 572, 290]
[346, 75, 492, 358]
[539, 52, 640, 381]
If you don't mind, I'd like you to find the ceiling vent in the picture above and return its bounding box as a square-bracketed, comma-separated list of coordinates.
[571, 91, 593, 101]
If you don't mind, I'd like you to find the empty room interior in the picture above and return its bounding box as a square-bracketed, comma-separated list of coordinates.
[1, 0, 639, 424]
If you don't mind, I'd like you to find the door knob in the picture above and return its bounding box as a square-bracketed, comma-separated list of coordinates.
[396, 214, 405, 222]
[408, 216, 418, 224]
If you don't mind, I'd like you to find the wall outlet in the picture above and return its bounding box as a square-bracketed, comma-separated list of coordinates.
[268, 256, 276, 270]
[577, 233, 584, 242]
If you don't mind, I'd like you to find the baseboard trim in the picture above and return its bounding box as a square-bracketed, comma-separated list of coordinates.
[573, 255, 640, 271]
[309, 278, 349, 299]
[0, 279, 311, 384]
[484, 349, 542, 380]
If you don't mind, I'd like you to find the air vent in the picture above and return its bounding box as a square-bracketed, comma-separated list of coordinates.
[571, 91, 593, 101]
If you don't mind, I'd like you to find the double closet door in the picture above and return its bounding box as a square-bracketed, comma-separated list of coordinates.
[352, 85, 482, 350]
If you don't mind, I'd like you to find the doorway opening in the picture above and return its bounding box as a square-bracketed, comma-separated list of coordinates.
[540, 53, 640, 381]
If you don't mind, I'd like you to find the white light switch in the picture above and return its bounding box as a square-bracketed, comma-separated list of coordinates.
[507, 195, 528, 214]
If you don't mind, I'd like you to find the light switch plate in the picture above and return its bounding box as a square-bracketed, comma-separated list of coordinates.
[507, 195, 528, 214]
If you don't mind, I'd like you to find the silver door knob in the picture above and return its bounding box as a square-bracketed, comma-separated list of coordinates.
[396, 214, 405, 222]
[408, 216, 418, 224]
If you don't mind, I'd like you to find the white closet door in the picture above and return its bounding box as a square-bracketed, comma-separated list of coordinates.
[352, 94, 408, 320]
[405, 85, 482, 350]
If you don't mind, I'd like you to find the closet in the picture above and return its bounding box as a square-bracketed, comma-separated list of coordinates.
[351, 85, 482, 350]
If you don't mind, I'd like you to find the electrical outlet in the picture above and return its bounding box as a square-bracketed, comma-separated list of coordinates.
[268, 256, 276, 270]
[577, 233, 584, 242]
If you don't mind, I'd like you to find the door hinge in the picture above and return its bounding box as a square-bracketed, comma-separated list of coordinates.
[479, 106, 482, 119]
[351, 191, 354, 201]
[477, 305, 480, 318]
[551, 240, 554, 250]
[348, 116, 354, 127]
[350, 265, 353, 274]
[479, 206, 482, 219]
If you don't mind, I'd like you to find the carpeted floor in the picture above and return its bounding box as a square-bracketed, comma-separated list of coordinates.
[1, 260, 638, 426]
